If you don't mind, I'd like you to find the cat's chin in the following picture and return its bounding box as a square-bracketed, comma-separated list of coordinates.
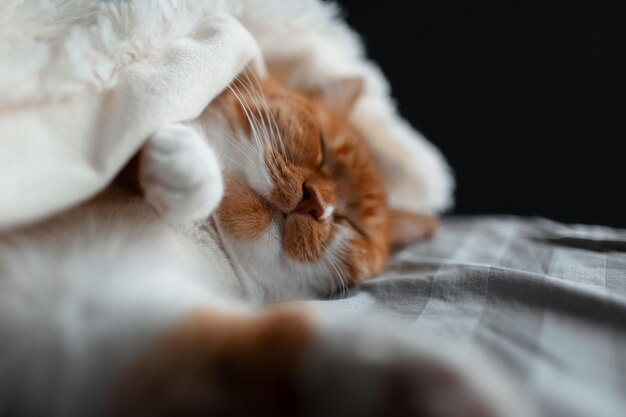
[213, 211, 344, 302]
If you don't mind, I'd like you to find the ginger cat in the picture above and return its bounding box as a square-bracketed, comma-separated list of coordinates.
[0, 74, 514, 417]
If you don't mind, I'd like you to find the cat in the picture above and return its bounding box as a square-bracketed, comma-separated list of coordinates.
[0, 73, 515, 417]
[132, 74, 439, 300]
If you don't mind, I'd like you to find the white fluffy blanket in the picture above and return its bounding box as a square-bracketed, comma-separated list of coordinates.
[0, 0, 260, 230]
[0, 0, 454, 231]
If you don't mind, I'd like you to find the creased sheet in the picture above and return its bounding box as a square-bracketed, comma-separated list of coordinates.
[318, 216, 626, 417]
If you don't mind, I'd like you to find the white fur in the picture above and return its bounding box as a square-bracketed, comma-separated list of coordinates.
[196, 103, 274, 201]
[320, 205, 334, 220]
[141, 124, 224, 222]
[0, 198, 242, 416]
[215, 217, 355, 302]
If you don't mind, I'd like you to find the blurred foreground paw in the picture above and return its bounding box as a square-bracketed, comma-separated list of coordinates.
[115, 308, 531, 417]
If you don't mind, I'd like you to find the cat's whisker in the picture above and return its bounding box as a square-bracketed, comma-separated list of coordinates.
[326, 250, 350, 299]
[240, 71, 288, 163]
[227, 84, 265, 156]
[222, 127, 258, 156]
[221, 155, 248, 172]
[225, 138, 260, 170]
[234, 81, 279, 172]
[228, 83, 283, 187]
[227, 85, 257, 144]
[322, 261, 341, 298]
[252, 77, 288, 165]
[333, 240, 354, 297]
[219, 131, 258, 168]
[237, 75, 272, 146]
[230, 78, 269, 150]
[234, 72, 284, 169]
[221, 126, 255, 154]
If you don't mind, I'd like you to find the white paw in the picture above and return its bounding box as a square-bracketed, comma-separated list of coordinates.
[140, 124, 223, 222]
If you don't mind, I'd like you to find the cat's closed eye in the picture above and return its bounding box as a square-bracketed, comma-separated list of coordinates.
[316, 133, 325, 169]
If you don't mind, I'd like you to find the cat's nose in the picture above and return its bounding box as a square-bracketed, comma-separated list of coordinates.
[293, 182, 326, 220]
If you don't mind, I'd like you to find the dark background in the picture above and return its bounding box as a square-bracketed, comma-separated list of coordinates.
[336, 0, 625, 228]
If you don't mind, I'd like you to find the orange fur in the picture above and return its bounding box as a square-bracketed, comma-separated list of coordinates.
[115, 308, 315, 417]
[212, 78, 404, 282]
[218, 176, 274, 242]
[388, 210, 439, 250]
[127, 76, 437, 282]
[114, 76, 444, 417]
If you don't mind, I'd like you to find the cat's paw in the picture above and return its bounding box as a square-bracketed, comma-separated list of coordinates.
[140, 124, 223, 222]
[115, 308, 527, 417]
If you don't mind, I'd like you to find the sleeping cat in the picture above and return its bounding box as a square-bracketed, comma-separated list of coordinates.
[133, 73, 439, 301]
[0, 73, 518, 417]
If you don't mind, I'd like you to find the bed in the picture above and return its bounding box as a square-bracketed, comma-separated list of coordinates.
[319, 216, 626, 417]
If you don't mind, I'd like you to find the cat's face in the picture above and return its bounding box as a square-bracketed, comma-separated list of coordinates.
[206, 76, 427, 300]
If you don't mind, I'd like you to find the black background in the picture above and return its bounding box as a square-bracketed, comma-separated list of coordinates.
[336, 0, 625, 228]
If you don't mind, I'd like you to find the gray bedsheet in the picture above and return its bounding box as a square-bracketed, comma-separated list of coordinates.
[321, 216, 626, 417]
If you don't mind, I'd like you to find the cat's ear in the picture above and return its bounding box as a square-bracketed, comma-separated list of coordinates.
[388, 209, 439, 249]
[311, 77, 364, 115]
